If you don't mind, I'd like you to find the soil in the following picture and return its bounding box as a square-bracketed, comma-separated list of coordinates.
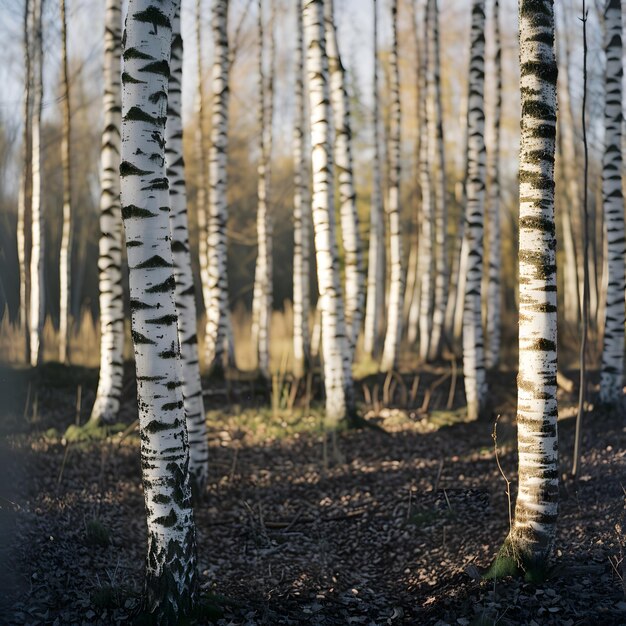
[0, 362, 624, 625]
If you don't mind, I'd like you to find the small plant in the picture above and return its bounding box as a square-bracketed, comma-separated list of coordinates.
[85, 518, 110, 547]
[91, 585, 127, 610]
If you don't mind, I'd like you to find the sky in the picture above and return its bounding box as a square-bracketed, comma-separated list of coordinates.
[0, 0, 614, 194]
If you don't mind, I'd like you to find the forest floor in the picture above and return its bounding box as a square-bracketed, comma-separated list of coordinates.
[0, 361, 625, 625]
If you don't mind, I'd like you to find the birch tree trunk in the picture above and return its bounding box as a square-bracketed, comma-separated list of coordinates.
[406, 0, 424, 347]
[121, 0, 197, 617]
[417, 3, 433, 362]
[363, 0, 384, 359]
[17, 0, 32, 363]
[462, 0, 488, 421]
[195, 0, 211, 314]
[204, 0, 236, 376]
[252, 0, 274, 379]
[29, 0, 44, 367]
[463, 0, 487, 420]
[293, 0, 311, 378]
[59, 0, 73, 364]
[444, 92, 469, 347]
[599, 0, 624, 408]
[557, 21, 583, 327]
[380, 0, 404, 373]
[427, 0, 448, 362]
[485, 0, 502, 369]
[89, 0, 125, 425]
[303, 0, 355, 425]
[502, 0, 559, 571]
[325, 0, 365, 357]
[166, 3, 209, 494]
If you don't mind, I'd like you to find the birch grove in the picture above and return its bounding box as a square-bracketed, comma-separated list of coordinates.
[120, 0, 198, 617]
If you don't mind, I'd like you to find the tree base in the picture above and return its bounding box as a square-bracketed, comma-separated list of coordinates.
[483, 534, 552, 583]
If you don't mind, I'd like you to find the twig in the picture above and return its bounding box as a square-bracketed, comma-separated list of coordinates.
[409, 375, 420, 406]
[383, 371, 393, 406]
[57, 442, 71, 490]
[433, 458, 444, 492]
[492, 414, 512, 532]
[74, 384, 82, 426]
[446, 358, 457, 409]
[229, 447, 239, 482]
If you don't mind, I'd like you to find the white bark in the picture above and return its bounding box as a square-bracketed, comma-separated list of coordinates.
[59, 0, 73, 364]
[195, 0, 211, 315]
[90, 0, 125, 425]
[166, 4, 209, 493]
[325, 0, 365, 357]
[428, 0, 447, 361]
[293, 0, 311, 378]
[252, 0, 274, 379]
[557, 21, 584, 326]
[418, 2, 433, 362]
[485, 0, 502, 369]
[29, 0, 44, 367]
[462, 0, 487, 421]
[17, 0, 32, 362]
[363, 0, 385, 359]
[380, 0, 404, 373]
[509, 0, 559, 567]
[121, 0, 197, 615]
[303, 0, 355, 425]
[204, 0, 236, 375]
[599, 0, 624, 407]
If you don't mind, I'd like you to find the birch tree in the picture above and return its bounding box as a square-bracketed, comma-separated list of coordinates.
[417, 2, 434, 362]
[121, 0, 197, 617]
[58, 0, 73, 364]
[204, 0, 236, 376]
[599, 0, 624, 409]
[166, 3, 209, 493]
[17, 0, 32, 363]
[89, 0, 124, 425]
[293, 0, 311, 378]
[195, 0, 211, 313]
[252, 0, 274, 379]
[485, 0, 502, 368]
[325, 0, 365, 356]
[363, 0, 384, 359]
[303, 0, 355, 425]
[427, 0, 447, 361]
[496, 0, 559, 574]
[380, 0, 404, 373]
[29, 0, 44, 367]
[462, 0, 488, 421]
